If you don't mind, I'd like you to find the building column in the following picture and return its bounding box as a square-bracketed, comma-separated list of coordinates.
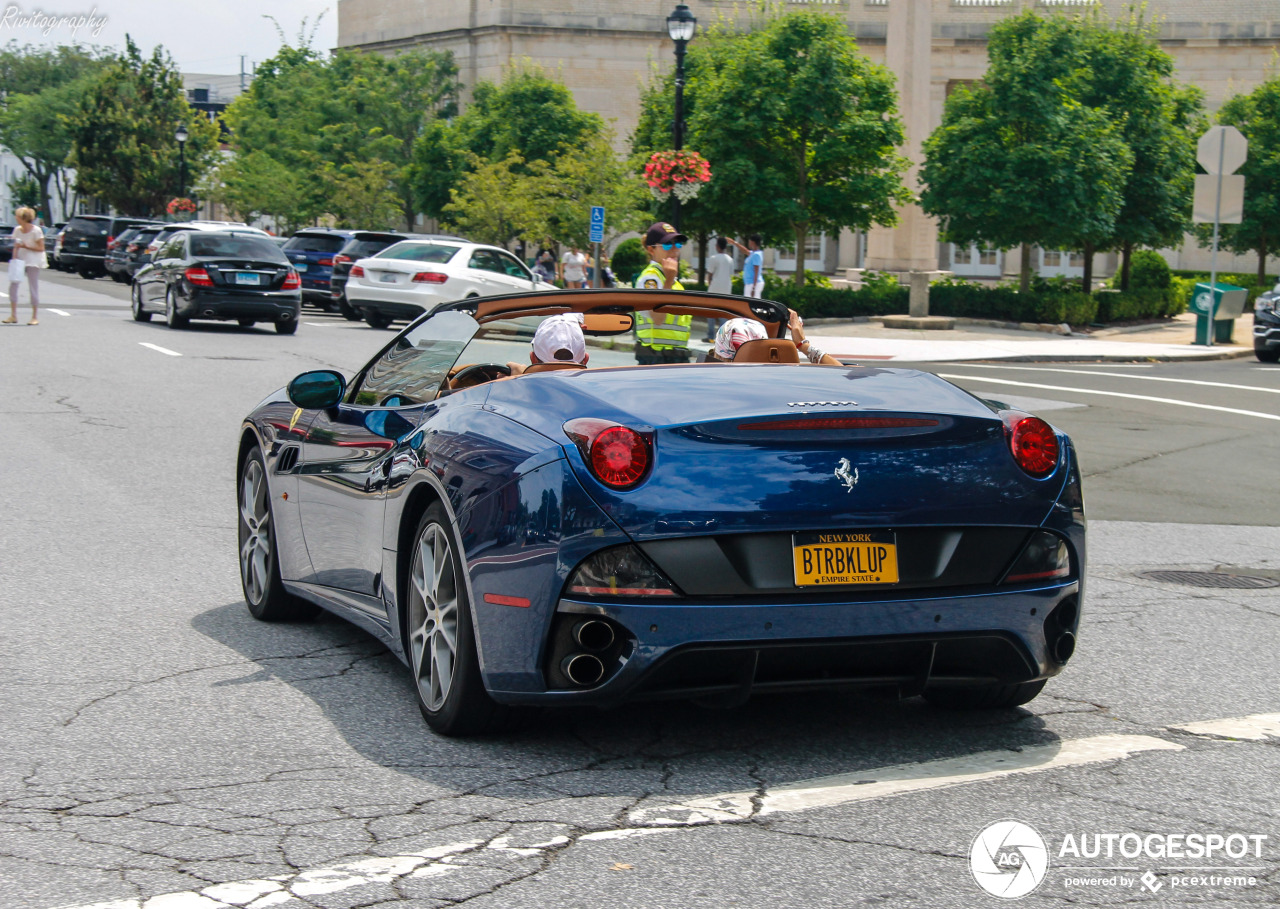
[864, 0, 938, 275]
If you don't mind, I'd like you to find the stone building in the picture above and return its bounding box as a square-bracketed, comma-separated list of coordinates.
[337, 0, 1280, 281]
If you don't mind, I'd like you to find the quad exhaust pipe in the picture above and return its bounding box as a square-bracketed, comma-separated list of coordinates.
[1053, 631, 1076, 664]
[573, 619, 615, 652]
[561, 653, 606, 687]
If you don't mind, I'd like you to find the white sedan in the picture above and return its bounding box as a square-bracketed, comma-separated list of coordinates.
[345, 240, 557, 329]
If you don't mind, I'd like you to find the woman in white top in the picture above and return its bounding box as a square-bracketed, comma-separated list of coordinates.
[560, 246, 587, 289]
[5, 206, 45, 325]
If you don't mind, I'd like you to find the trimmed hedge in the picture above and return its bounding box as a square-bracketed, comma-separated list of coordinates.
[746, 275, 1190, 326]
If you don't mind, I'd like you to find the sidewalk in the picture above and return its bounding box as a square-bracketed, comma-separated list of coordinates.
[800, 312, 1255, 363]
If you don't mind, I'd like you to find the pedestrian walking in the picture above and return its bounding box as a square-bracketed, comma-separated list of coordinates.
[727, 234, 765, 298]
[5, 207, 45, 325]
[633, 221, 692, 364]
[703, 236, 735, 340]
[533, 249, 557, 283]
[560, 246, 588, 289]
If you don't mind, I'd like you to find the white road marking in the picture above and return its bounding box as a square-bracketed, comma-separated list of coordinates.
[939, 373, 1280, 422]
[46, 308, 70, 317]
[138, 342, 182, 357]
[303, 322, 330, 327]
[628, 734, 1181, 825]
[48, 714, 1280, 909]
[1172, 713, 1280, 741]
[955, 363, 1280, 395]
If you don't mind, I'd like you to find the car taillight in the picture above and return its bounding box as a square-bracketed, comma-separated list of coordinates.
[184, 267, 214, 287]
[106, 235, 115, 248]
[1002, 530, 1071, 584]
[282, 270, 301, 290]
[566, 544, 679, 597]
[126, 243, 139, 253]
[317, 257, 333, 267]
[1001, 411, 1059, 478]
[412, 271, 448, 284]
[350, 265, 364, 278]
[564, 418, 652, 489]
[333, 254, 352, 266]
[146, 242, 160, 253]
[738, 417, 939, 431]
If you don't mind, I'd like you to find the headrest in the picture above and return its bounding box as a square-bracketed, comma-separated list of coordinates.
[521, 362, 587, 374]
[733, 338, 801, 364]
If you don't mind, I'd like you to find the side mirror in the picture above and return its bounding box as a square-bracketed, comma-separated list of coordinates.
[288, 370, 346, 409]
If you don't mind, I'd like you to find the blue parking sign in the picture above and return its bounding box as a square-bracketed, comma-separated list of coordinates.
[589, 206, 605, 243]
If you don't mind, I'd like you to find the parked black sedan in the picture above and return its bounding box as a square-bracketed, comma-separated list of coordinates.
[131, 231, 301, 333]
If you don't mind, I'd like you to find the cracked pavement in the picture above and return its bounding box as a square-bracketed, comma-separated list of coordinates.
[2, 292, 1279, 907]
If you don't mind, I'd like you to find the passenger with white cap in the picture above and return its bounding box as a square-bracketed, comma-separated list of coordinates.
[508, 314, 590, 375]
[707, 310, 840, 364]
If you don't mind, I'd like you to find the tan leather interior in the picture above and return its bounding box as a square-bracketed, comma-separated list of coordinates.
[733, 338, 801, 363]
[521, 362, 587, 374]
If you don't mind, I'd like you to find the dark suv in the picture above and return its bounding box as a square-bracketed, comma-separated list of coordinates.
[329, 231, 462, 320]
[61, 215, 160, 278]
[280, 228, 356, 310]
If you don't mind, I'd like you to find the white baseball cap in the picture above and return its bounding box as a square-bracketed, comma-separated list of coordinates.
[532, 314, 587, 365]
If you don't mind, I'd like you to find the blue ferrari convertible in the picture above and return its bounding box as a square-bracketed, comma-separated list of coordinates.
[237, 290, 1084, 735]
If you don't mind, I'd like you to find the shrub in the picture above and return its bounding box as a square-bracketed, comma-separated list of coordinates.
[1129, 250, 1172, 290]
[610, 238, 648, 285]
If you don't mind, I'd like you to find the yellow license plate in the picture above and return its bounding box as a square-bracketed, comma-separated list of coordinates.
[793, 532, 898, 586]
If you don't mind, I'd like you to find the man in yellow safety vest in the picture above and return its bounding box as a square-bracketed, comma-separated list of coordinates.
[633, 221, 693, 364]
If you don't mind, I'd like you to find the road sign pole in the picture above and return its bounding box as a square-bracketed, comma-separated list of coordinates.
[1207, 133, 1225, 347]
[593, 242, 601, 288]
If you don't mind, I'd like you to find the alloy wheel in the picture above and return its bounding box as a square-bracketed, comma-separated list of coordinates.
[408, 522, 459, 712]
[238, 459, 272, 605]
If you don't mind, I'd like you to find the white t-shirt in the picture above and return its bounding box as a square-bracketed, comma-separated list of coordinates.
[561, 251, 587, 282]
[11, 225, 46, 268]
[706, 252, 734, 294]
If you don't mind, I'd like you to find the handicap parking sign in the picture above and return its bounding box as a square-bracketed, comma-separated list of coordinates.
[589, 206, 605, 243]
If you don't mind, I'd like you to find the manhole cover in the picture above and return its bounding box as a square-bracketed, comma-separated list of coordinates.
[1137, 570, 1280, 590]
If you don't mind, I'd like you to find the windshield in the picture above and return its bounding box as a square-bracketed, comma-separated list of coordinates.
[347, 310, 480, 406]
[282, 234, 346, 253]
[375, 242, 460, 264]
[191, 235, 288, 259]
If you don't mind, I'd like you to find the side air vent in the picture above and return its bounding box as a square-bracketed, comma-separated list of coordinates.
[276, 446, 300, 473]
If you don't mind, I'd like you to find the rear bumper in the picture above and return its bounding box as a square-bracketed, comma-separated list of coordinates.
[62, 252, 105, 268]
[177, 287, 302, 320]
[489, 581, 1080, 705]
[351, 298, 428, 321]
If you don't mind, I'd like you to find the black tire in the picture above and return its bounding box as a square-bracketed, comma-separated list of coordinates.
[165, 287, 188, 329]
[131, 283, 151, 322]
[365, 311, 394, 330]
[405, 504, 512, 735]
[339, 299, 361, 321]
[923, 680, 1046, 710]
[276, 319, 298, 335]
[1255, 347, 1280, 364]
[238, 447, 317, 622]
[111, 271, 127, 284]
[238, 318, 256, 328]
[78, 266, 97, 280]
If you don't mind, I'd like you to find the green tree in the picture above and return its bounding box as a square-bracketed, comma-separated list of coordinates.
[0, 43, 111, 220]
[1212, 77, 1280, 285]
[222, 44, 458, 230]
[7, 171, 41, 208]
[442, 153, 551, 247]
[412, 66, 606, 225]
[324, 159, 402, 229]
[68, 37, 219, 215]
[542, 132, 650, 249]
[1072, 12, 1205, 290]
[200, 150, 309, 233]
[921, 12, 1133, 292]
[686, 11, 910, 286]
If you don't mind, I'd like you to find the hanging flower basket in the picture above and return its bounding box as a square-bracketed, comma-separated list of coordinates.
[643, 150, 711, 202]
[167, 197, 197, 219]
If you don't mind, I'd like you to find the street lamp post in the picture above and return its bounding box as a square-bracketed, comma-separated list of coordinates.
[666, 4, 696, 232]
[175, 122, 189, 205]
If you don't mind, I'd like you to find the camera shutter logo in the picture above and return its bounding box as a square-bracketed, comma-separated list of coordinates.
[970, 820, 1049, 899]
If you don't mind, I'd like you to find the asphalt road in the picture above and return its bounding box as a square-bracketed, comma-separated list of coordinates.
[2, 276, 1278, 909]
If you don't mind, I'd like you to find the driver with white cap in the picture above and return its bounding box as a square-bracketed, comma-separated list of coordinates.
[508, 314, 590, 375]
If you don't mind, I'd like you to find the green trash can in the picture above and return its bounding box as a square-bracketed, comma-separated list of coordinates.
[1190, 282, 1249, 345]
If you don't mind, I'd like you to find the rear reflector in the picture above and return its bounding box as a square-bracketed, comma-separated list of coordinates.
[483, 593, 531, 608]
[738, 417, 939, 431]
[1002, 530, 1071, 584]
[566, 544, 679, 598]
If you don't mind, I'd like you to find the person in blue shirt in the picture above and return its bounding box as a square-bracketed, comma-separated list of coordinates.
[729, 234, 764, 298]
